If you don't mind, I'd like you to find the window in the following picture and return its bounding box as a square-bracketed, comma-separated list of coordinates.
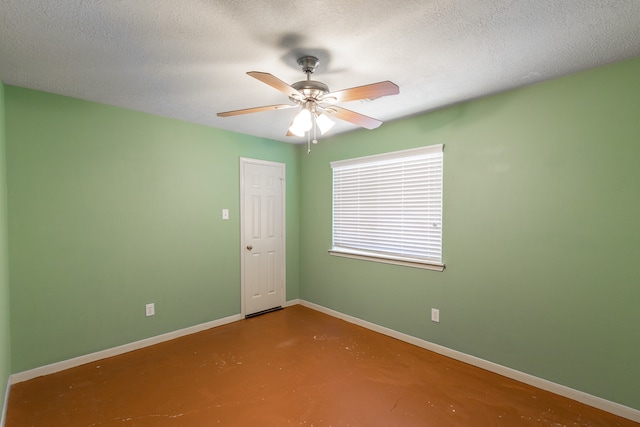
[329, 145, 444, 271]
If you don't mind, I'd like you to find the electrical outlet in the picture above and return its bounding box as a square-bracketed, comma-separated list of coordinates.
[431, 308, 440, 323]
[145, 303, 155, 317]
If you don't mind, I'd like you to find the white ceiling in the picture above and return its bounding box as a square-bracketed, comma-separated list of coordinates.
[1, 1, 639, 143]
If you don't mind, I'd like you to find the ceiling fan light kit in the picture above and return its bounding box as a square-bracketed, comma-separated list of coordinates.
[218, 55, 399, 153]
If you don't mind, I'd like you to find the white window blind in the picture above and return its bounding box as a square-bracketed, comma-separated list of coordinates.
[330, 145, 444, 270]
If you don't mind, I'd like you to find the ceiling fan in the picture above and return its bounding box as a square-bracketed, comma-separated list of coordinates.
[217, 56, 399, 148]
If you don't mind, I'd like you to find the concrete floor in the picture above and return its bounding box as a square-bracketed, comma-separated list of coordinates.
[6, 305, 638, 426]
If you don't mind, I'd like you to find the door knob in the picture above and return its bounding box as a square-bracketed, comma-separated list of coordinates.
[246, 245, 253, 251]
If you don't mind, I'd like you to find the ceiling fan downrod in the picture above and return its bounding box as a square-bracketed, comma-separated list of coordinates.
[291, 56, 330, 103]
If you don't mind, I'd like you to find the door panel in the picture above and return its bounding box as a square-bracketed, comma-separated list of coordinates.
[241, 159, 285, 316]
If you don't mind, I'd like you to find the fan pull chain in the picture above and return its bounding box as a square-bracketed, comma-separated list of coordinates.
[313, 117, 318, 145]
[307, 114, 319, 154]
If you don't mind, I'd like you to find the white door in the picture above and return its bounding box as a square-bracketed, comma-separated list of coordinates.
[240, 158, 285, 317]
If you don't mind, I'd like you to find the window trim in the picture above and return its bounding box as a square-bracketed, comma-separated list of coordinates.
[329, 145, 445, 271]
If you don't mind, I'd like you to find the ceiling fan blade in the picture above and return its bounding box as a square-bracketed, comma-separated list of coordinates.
[217, 104, 296, 117]
[322, 81, 399, 103]
[247, 71, 305, 100]
[324, 106, 383, 130]
[285, 116, 296, 137]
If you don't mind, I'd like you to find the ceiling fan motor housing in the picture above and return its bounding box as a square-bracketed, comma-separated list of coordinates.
[291, 80, 329, 101]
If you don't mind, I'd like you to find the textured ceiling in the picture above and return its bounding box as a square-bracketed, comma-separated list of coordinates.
[1, 0, 639, 143]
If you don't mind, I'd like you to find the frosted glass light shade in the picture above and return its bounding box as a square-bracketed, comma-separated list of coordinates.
[289, 108, 312, 136]
[316, 113, 335, 135]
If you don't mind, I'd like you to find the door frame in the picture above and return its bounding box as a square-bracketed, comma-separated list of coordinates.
[239, 157, 286, 316]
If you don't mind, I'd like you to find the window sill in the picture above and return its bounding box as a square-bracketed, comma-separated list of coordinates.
[328, 249, 445, 272]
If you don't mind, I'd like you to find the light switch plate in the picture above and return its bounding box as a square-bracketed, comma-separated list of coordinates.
[222, 209, 229, 220]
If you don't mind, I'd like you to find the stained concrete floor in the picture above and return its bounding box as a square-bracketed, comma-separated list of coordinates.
[6, 305, 639, 426]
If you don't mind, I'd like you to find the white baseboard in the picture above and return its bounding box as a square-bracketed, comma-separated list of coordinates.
[1, 377, 9, 427]
[284, 298, 300, 307]
[11, 300, 302, 384]
[11, 313, 244, 384]
[298, 299, 640, 423]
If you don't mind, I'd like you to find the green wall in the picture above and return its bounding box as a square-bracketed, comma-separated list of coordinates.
[5, 87, 300, 372]
[0, 79, 11, 416]
[298, 56, 640, 410]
